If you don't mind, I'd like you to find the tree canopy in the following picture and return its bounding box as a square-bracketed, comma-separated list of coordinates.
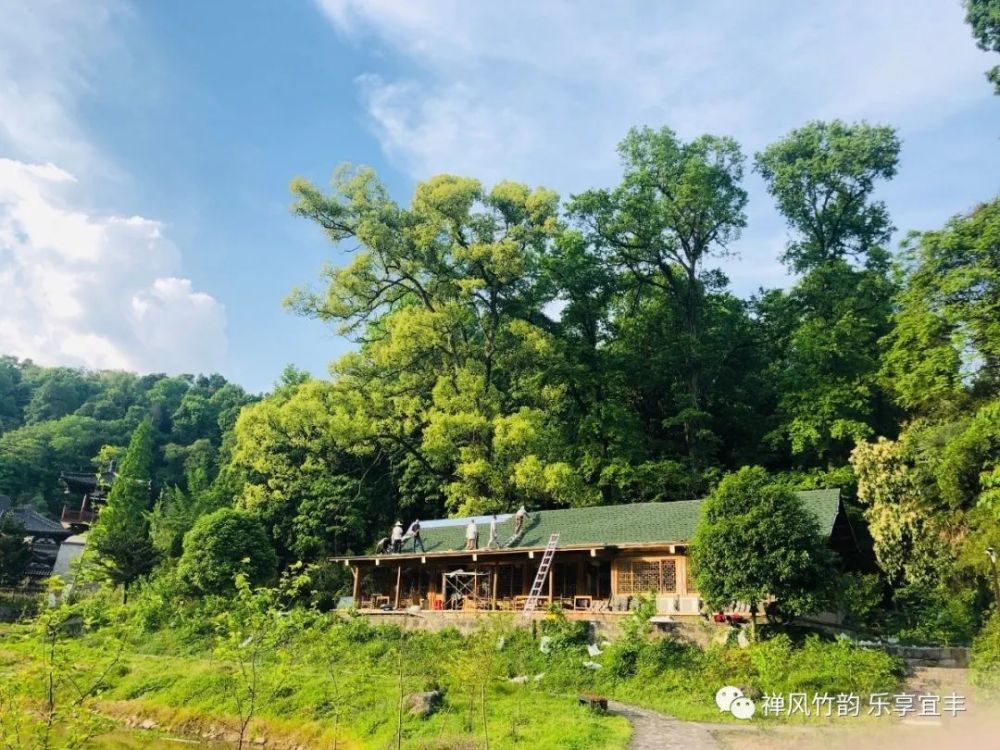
[690, 466, 835, 631]
[178, 508, 277, 595]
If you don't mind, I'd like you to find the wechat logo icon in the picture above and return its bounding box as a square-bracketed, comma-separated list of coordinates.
[715, 686, 756, 720]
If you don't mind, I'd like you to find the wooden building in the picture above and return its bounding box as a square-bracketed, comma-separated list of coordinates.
[331, 489, 850, 616]
[59, 467, 116, 529]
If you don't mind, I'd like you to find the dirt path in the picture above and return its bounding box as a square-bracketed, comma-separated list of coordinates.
[607, 701, 720, 750]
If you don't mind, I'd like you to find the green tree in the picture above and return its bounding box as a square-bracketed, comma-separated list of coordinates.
[149, 474, 223, 560]
[178, 508, 277, 595]
[883, 200, 1000, 415]
[89, 418, 157, 601]
[288, 167, 592, 514]
[0, 514, 31, 586]
[965, 0, 1000, 94]
[0, 356, 26, 433]
[22, 367, 95, 425]
[569, 127, 748, 464]
[232, 379, 396, 563]
[691, 466, 836, 635]
[852, 422, 999, 642]
[755, 121, 900, 463]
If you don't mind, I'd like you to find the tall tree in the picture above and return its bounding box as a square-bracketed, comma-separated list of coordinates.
[755, 121, 900, 463]
[89, 418, 158, 601]
[288, 167, 593, 514]
[965, 0, 1000, 94]
[569, 126, 748, 464]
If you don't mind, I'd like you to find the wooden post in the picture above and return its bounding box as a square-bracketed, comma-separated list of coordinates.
[548, 562, 554, 605]
[491, 563, 498, 609]
[394, 564, 402, 609]
[352, 565, 361, 603]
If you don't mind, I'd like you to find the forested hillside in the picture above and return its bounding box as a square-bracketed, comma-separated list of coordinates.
[0, 362, 255, 516]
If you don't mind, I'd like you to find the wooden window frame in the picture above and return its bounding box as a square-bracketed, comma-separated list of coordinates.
[613, 555, 690, 596]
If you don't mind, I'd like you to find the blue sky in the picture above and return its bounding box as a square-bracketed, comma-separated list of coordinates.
[0, 1, 996, 393]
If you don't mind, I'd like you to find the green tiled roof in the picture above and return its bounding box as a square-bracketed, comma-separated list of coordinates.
[402, 489, 841, 556]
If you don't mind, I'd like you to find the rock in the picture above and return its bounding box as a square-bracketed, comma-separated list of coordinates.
[139, 719, 157, 730]
[539, 636, 553, 654]
[252, 736, 267, 745]
[582, 660, 602, 670]
[510, 675, 529, 684]
[406, 690, 442, 718]
[587, 643, 602, 657]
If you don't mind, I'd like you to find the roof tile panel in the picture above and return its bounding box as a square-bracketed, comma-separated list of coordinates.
[396, 489, 841, 555]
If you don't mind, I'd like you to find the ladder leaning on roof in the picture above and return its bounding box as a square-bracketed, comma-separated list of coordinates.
[520, 533, 560, 617]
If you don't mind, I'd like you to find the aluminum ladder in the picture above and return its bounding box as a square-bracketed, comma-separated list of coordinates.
[521, 533, 560, 616]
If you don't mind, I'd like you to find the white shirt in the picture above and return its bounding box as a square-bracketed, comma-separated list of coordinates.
[391, 525, 403, 541]
[466, 522, 477, 540]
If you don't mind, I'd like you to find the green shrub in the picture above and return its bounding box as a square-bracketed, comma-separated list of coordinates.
[0, 590, 40, 621]
[177, 508, 277, 595]
[893, 582, 980, 645]
[539, 612, 590, 648]
[128, 567, 187, 632]
[971, 612, 1000, 691]
[836, 572, 887, 633]
[603, 640, 643, 681]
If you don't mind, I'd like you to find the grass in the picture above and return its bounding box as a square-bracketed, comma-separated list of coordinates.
[0, 594, 905, 748]
[0, 621, 631, 749]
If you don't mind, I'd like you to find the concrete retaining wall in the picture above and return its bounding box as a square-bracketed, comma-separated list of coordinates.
[875, 645, 971, 668]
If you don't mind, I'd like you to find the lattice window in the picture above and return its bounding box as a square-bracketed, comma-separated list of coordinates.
[616, 558, 679, 594]
[662, 559, 676, 591]
[634, 560, 661, 591]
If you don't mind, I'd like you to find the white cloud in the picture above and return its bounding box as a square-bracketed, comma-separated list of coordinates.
[0, 158, 227, 373]
[0, 2, 229, 376]
[322, 1, 990, 189]
[0, 1, 126, 173]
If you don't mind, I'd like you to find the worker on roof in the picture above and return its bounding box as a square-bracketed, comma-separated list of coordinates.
[464, 519, 479, 550]
[486, 514, 500, 549]
[513, 505, 528, 537]
[406, 519, 425, 552]
[391, 520, 404, 553]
